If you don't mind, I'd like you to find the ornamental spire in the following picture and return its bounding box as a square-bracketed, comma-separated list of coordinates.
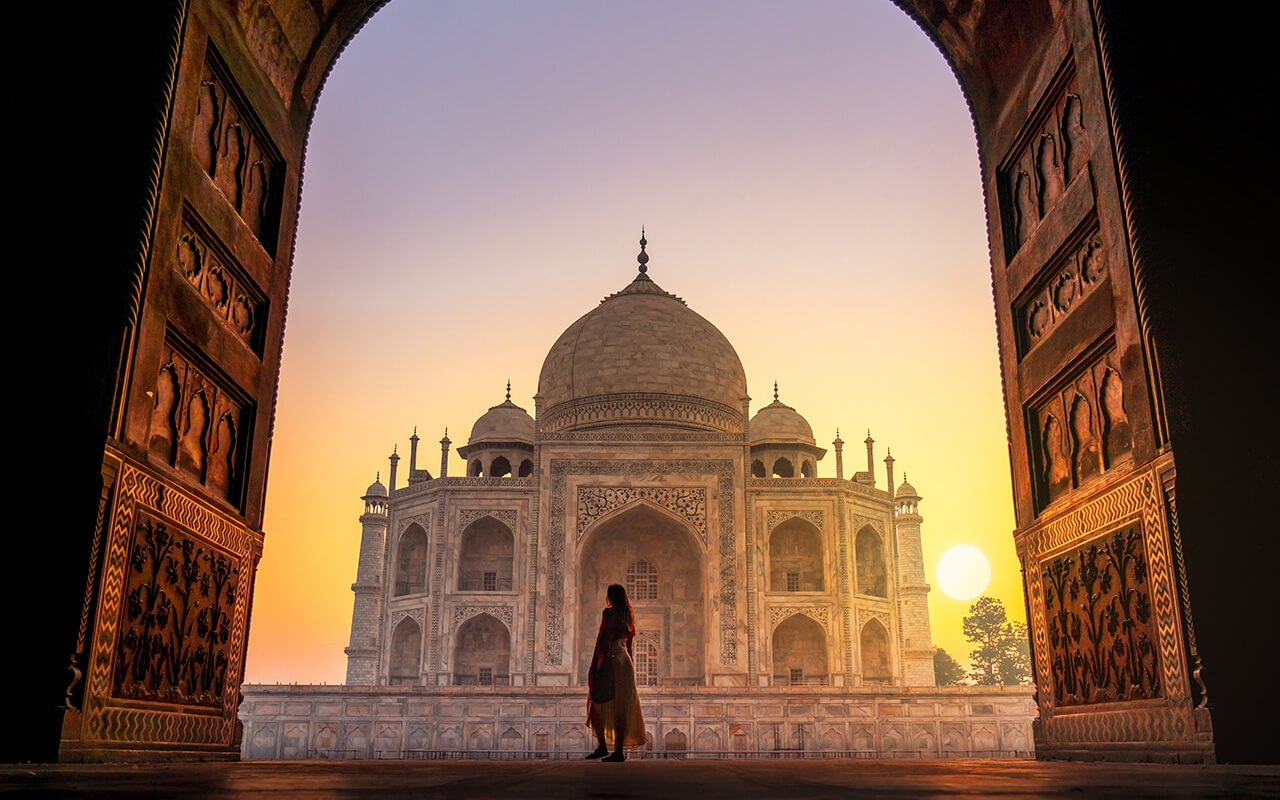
[506, 379, 512, 402]
[637, 227, 649, 275]
[773, 381, 779, 402]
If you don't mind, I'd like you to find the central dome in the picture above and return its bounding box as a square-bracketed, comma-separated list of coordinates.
[537, 266, 747, 433]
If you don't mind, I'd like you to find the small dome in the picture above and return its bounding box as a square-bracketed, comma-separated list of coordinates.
[469, 399, 535, 444]
[897, 476, 919, 498]
[750, 399, 815, 446]
[364, 476, 387, 497]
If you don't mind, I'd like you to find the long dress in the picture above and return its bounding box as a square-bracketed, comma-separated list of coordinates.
[586, 608, 647, 749]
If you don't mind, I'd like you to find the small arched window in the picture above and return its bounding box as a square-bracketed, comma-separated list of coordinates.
[518, 459, 533, 477]
[800, 460, 815, 478]
[468, 459, 483, 477]
[490, 456, 511, 478]
[626, 559, 658, 600]
[772, 457, 794, 478]
[751, 460, 766, 478]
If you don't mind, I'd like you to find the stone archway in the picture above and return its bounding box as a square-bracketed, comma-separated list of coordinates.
[29, 0, 1275, 766]
[578, 503, 705, 686]
[452, 613, 511, 686]
[772, 614, 829, 686]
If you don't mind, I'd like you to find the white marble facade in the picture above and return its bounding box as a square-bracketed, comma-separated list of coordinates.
[240, 249, 1035, 757]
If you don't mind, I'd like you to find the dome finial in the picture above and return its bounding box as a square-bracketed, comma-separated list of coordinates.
[637, 227, 649, 274]
[773, 380, 779, 402]
[506, 379, 511, 401]
[376, 470, 380, 482]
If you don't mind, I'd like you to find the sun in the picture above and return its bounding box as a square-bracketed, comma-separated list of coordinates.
[936, 545, 992, 601]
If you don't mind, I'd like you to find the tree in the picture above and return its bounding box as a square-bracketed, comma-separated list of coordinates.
[998, 621, 1032, 685]
[962, 596, 1032, 686]
[933, 647, 966, 686]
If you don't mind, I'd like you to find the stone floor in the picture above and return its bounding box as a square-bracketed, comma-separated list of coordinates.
[2, 760, 1277, 799]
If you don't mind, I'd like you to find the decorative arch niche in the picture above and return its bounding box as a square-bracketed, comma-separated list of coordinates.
[860, 618, 891, 683]
[393, 523, 428, 597]
[452, 612, 511, 685]
[458, 516, 514, 592]
[769, 517, 824, 592]
[772, 613, 829, 686]
[389, 617, 422, 685]
[578, 503, 704, 685]
[854, 525, 887, 597]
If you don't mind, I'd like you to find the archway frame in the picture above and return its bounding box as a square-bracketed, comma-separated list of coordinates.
[574, 499, 711, 685]
[38, 0, 1236, 765]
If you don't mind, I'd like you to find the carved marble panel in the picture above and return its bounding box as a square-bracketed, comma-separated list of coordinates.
[113, 513, 239, 707]
[576, 487, 707, 545]
[147, 338, 253, 506]
[457, 509, 518, 531]
[765, 510, 825, 532]
[1001, 62, 1090, 255]
[1016, 224, 1106, 356]
[175, 208, 267, 353]
[73, 447, 259, 753]
[193, 45, 283, 252]
[1040, 524, 1161, 707]
[1029, 345, 1131, 510]
[768, 605, 829, 632]
[1019, 457, 1195, 753]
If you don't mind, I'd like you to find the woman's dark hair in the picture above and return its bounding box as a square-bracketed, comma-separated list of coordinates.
[606, 583, 635, 634]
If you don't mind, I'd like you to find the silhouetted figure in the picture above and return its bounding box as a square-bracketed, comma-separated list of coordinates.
[585, 583, 647, 761]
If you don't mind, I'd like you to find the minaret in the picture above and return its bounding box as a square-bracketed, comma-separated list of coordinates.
[883, 448, 895, 497]
[388, 446, 400, 492]
[864, 430, 876, 488]
[439, 429, 451, 478]
[833, 429, 845, 480]
[408, 427, 420, 475]
[893, 473, 936, 686]
[345, 473, 389, 684]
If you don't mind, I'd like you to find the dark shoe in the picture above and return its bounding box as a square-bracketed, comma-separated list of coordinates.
[585, 746, 608, 759]
[602, 751, 625, 762]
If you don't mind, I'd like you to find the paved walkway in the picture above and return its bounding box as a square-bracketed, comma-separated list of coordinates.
[2, 759, 1277, 799]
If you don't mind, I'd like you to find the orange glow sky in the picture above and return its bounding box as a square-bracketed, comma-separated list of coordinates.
[243, 0, 1023, 685]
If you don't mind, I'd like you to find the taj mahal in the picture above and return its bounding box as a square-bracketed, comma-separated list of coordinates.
[238, 237, 1034, 759]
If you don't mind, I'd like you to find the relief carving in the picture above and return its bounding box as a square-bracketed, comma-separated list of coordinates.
[1017, 228, 1106, 356]
[147, 342, 252, 505]
[1041, 414, 1070, 504]
[1013, 171, 1036, 246]
[1040, 525, 1161, 707]
[1031, 348, 1132, 510]
[1069, 393, 1101, 488]
[193, 48, 283, 251]
[1002, 65, 1086, 254]
[576, 487, 708, 544]
[115, 516, 239, 707]
[1099, 369, 1131, 469]
[175, 211, 267, 352]
[1036, 135, 1064, 215]
[1062, 94, 1089, 180]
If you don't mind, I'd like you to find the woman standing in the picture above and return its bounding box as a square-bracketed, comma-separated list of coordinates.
[585, 583, 647, 761]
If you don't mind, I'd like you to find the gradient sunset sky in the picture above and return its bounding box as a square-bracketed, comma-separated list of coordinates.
[243, 0, 1024, 685]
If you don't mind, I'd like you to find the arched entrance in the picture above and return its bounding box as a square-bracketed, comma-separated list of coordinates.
[452, 613, 511, 686]
[27, 0, 1275, 767]
[768, 517, 824, 592]
[772, 614, 829, 686]
[457, 516, 514, 593]
[577, 504, 705, 686]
